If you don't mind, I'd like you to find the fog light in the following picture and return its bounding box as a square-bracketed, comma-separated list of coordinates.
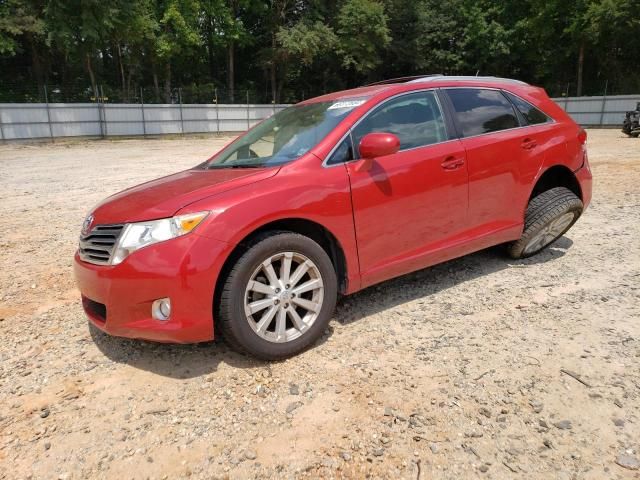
[152, 298, 171, 321]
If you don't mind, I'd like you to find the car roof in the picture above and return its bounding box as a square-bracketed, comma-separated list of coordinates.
[298, 85, 391, 104]
[300, 75, 535, 105]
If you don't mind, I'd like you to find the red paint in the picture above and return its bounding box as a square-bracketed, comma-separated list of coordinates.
[92, 167, 279, 224]
[346, 139, 469, 288]
[75, 78, 592, 343]
[359, 132, 401, 158]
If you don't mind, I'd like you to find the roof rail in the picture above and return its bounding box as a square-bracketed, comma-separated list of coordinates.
[365, 74, 442, 86]
[408, 75, 529, 85]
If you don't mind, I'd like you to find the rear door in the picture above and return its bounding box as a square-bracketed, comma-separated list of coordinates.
[443, 88, 547, 232]
[344, 90, 469, 287]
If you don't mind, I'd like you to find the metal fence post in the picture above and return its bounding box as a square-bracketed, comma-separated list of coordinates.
[178, 88, 184, 135]
[214, 88, 220, 135]
[96, 86, 104, 138]
[140, 87, 147, 137]
[44, 85, 54, 141]
[101, 85, 108, 137]
[246, 90, 250, 130]
[563, 84, 570, 112]
[0, 105, 5, 143]
[599, 80, 608, 127]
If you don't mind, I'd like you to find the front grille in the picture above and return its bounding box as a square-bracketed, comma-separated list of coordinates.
[82, 296, 107, 322]
[78, 224, 124, 265]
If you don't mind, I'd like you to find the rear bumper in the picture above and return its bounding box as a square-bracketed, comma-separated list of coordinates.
[575, 151, 593, 209]
[74, 233, 232, 343]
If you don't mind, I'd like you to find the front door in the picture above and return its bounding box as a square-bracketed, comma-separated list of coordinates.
[345, 90, 469, 287]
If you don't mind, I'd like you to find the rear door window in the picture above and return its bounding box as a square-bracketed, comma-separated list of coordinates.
[351, 90, 447, 155]
[446, 88, 519, 137]
[503, 91, 551, 125]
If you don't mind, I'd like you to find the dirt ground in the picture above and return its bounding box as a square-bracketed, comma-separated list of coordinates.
[0, 130, 638, 480]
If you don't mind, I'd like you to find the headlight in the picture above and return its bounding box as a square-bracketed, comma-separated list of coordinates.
[111, 211, 208, 265]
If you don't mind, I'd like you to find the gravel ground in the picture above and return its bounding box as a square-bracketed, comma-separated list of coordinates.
[0, 130, 638, 480]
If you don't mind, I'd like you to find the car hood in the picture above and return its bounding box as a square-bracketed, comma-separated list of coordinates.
[91, 167, 279, 224]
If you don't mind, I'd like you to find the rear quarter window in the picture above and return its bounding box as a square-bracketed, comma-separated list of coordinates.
[446, 88, 519, 137]
[503, 91, 551, 125]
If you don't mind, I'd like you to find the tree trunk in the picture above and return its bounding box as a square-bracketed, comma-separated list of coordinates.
[27, 34, 44, 92]
[60, 59, 69, 102]
[227, 0, 237, 102]
[164, 62, 171, 103]
[127, 70, 132, 102]
[117, 44, 127, 101]
[86, 53, 97, 99]
[270, 33, 277, 103]
[206, 14, 216, 80]
[576, 41, 585, 97]
[277, 76, 285, 103]
[270, 61, 277, 104]
[228, 42, 235, 102]
[152, 68, 160, 102]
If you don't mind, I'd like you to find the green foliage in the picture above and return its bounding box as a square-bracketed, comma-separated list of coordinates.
[154, 0, 201, 60]
[276, 20, 337, 66]
[1, 0, 639, 101]
[0, 0, 44, 55]
[336, 0, 390, 74]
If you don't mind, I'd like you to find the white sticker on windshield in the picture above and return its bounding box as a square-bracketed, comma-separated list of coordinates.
[328, 100, 366, 110]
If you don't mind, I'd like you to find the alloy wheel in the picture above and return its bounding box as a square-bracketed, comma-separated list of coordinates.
[523, 212, 575, 255]
[244, 251, 324, 343]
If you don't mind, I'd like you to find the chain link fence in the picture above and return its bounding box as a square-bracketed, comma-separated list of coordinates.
[0, 82, 300, 141]
[0, 101, 291, 141]
[1, 81, 638, 141]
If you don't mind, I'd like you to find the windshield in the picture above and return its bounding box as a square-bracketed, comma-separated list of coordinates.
[203, 99, 367, 169]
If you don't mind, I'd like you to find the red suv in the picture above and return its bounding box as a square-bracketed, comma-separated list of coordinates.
[74, 76, 592, 359]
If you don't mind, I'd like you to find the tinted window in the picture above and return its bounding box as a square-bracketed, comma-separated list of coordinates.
[446, 88, 519, 137]
[504, 92, 550, 125]
[326, 137, 354, 165]
[352, 91, 446, 154]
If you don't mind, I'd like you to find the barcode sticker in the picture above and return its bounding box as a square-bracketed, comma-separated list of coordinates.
[328, 100, 366, 110]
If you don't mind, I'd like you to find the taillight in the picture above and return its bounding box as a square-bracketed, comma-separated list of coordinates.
[577, 128, 587, 145]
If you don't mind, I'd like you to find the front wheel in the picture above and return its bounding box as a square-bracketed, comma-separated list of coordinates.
[508, 187, 583, 259]
[217, 231, 337, 360]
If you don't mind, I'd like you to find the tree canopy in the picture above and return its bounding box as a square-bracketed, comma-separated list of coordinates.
[0, 0, 638, 103]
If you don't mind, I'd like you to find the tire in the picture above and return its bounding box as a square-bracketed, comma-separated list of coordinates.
[217, 231, 338, 360]
[508, 187, 583, 259]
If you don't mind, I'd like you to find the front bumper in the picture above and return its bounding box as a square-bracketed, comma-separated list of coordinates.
[74, 233, 232, 343]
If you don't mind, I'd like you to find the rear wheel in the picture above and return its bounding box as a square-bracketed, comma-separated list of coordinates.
[508, 187, 583, 259]
[217, 231, 337, 360]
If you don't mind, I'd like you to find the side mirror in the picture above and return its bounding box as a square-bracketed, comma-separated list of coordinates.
[359, 132, 400, 159]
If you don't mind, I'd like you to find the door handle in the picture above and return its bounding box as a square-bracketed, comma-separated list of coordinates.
[441, 156, 465, 170]
[522, 138, 537, 150]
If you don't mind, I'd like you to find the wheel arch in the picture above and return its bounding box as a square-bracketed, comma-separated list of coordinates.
[529, 164, 582, 202]
[213, 218, 349, 322]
